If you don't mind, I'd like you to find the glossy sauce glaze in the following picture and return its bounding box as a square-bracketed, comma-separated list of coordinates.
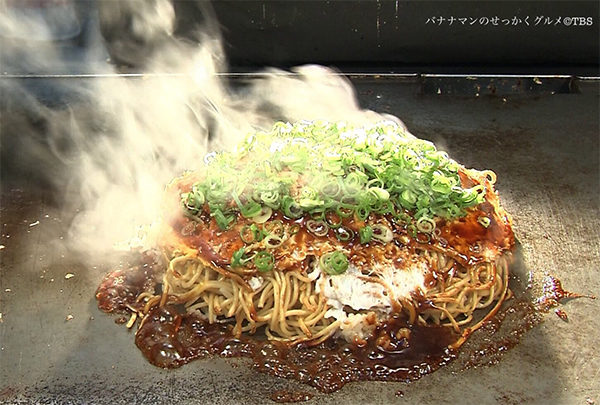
[163, 168, 514, 279]
[535, 275, 596, 319]
[461, 299, 541, 369]
[269, 390, 314, 403]
[134, 305, 458, 393]
[95, 247, 462, 395]
[95, 167, 517, 396]
[97, 258, 592, 396]
[95, 250, 161, 313]
[536, 275, 596, 310]
[162, 202, 513, 287]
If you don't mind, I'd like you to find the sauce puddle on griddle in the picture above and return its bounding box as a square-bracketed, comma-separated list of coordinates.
[96, 252, 459, 394]
[134, 305, 458, 394]
[96, 253, 594, 396]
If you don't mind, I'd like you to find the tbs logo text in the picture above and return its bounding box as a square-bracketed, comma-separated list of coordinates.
[563, 17, 593, 26]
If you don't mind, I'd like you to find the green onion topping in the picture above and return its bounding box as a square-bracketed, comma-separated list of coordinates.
[320, 250, 349, 275]
[371, 224, 394, 243]
[477, 216, 491, 228]
[306, 219, 329, 237]
[182, 121, 484, 227]
[181, 120, 491, 273]
[213, 209, 234, 230]
[254, 251, 275, 272]
[240, 224, 261, 243]
[335, 226, 355, 241]
[231, 247, 250, 267]
[416, 217, 436, 234]
[359, 225, 373, 244]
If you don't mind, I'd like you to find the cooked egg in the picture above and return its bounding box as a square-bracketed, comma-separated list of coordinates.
[315, 259, 427, 342]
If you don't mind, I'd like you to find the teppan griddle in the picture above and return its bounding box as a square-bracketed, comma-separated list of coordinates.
[1, 75, 598, 404]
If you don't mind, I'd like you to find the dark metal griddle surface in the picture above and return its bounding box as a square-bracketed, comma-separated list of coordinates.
[1, 77, 599, 404]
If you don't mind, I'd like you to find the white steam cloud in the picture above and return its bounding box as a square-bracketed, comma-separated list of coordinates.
[0, 0, 401, 257]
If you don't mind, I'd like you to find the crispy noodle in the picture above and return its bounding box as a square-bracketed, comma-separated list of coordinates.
[125, 120, 515, 350]
[138, 247, 510, 347]
[159, 252, 341, 345]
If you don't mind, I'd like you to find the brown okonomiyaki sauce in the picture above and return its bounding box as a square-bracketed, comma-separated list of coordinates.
[455, 273, 596, 370]
[458, 299, 540, 369]
[95, 250, 162, 314]
[134, 305, 458, 393]
[97, 257, 461, 394]
[96, 253, 594, 396]
[270, 390, 314, 403]
[96, 250, 594, 399]
[535, 274, 596, 314]
[94, 254, 504, 395]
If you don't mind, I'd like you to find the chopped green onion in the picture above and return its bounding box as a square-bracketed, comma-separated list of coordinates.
[254, 251, 274, 272]
[263, 234, 285, 249]
[392, 208, 412, 224]
[309, 209, 325, 220]
[399, 189, 417, 209]
[416, 217, 436, 234]
[281, 196, 303, 219]
[368, 187, 390, 201]
[335, 205, 354, 218]
[182, 189, 204, 214]
[430, 173, 454, 194]
[288, 223, 301, 235]
[375, 200, 395, 215]
[252, 206, 273, 224]
[483, 170, 497, 184]
[263, 220, 284, 236]
[407, 224, 417, 238]
[306, 219, 329, 237]
[240, 201, 262, 218]
[356, 206, 370, 221]
[366, 178, 384, 189]
[359, 225, 373, 244]
[181, 121, 492, 226]
[298, 187, 322, 209]
[320, 251, 349, 275]
[239, 224, 261, 244]
[462, 185, 485, 204]
[321, 181, 342, 198]
[231, 191, 263, 218]
[325, 211, 343, 228]
[345, 171, 368, 191]
[372, 224, 394, 243]
[340, 195, 358, 207]
[478, 216, 491, 228]
[260, 190, 280, 208]
[335, 226, 355, 241]
[231, 247, 250, 267]
[213, 209, 234, 230]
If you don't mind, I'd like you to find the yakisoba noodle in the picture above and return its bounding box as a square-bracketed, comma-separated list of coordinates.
[135, 120, 515, 349]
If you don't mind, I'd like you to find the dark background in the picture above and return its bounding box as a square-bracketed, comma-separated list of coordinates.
[2, 1, 597, 76]
[111, 0, 600, 75]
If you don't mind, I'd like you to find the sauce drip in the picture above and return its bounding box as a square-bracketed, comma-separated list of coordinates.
[97, 257, 597, 395]
[554, 308, 568, 322]
[461, 300, 541, 369]
[269, 390, 314, 403]
[134, 305, 458, 393]
[535, 275, 596, 312]
[95, 250, 160, 313]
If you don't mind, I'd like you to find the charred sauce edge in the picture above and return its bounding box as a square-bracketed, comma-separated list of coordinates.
[96, 255, 596, 396]
[133, 305, 458, 394]
[97, 254, 458, 394]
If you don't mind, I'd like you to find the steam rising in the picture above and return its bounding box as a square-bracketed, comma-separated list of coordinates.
[0, 1, 400, 256]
